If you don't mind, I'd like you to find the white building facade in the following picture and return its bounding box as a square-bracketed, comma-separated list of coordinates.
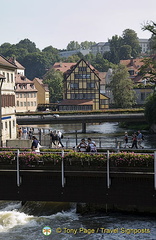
[0, 54, 17, 144]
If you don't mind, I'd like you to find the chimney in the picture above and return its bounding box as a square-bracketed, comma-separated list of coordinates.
[130, 57, 133, 66]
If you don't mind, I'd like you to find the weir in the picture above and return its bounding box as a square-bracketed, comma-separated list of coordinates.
[0, 151, 156, 213]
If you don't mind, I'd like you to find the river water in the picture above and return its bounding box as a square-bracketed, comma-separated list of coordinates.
[0, 201, 156, 240]
[1, 122, 156, 239]
[28, 122, 156, 149]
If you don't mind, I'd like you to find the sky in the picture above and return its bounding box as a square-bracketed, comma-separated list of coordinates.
[0, 0, 156, 50]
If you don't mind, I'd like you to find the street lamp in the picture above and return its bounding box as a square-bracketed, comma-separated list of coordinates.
[0, 74, 5, 147]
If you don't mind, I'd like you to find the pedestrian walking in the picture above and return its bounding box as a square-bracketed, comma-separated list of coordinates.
[137, 130, 144, 149]
[22, 128, 27, 139]
[49, 130, 57, 148]
[131, 132, 138, 149]
[18, 127, 22, 139]
[124, 131, 129, 148]
[28, 128, 33, 140]
[57, 130, 64, 148]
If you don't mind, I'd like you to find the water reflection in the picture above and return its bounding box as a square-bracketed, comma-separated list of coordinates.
[26, 122, 156, 149]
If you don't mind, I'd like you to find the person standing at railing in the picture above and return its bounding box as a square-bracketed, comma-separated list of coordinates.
[31, 136, 40, 153]
[87, 138, 97, 152]
[77, 138, 87, 152]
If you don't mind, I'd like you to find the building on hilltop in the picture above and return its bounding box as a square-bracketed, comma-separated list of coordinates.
[90, 39, 150, 56]
[59, 49, 90, 58]
[0, 54, 17, 144]
[53, 59, 109, 111]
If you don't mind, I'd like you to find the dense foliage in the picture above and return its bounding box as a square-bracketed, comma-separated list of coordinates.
[141, 21, 156, 126]
[110, 64, 135, 108]
[0, 151, 154, 169]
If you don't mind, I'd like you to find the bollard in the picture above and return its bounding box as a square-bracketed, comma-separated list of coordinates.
[75, 130, 78, 146]
[99, 137, 101, 148]
[107, 150, 110, 188]
[66, 138, 69, 149]
[61, 150, 64, 188]
[154, 151, 156, 190]
[17, 149, 20, 187]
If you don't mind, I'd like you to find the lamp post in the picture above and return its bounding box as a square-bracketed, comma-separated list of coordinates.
[0, 74, 5, 147]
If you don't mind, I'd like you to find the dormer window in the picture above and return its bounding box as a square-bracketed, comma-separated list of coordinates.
[128, 70, 134, 76]
[30, 84, 34, 89]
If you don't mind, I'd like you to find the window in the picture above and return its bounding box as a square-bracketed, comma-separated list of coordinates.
[5, 122, 7, 129]
[7, 73, 9, 82]
[13, 120, 15, 127]
[24, 102, 26, 106]
[16, 93, 19, 98]
[34, 93, 36, 97]
[31, 102, 33, 106]
[78, 67, 87, 71]
[87, 83, 95, 88]
[11, 74, 13, 82]
[17, 101, 19, 106]
[100, 99, 109, 105]
[128, 70, 134, 76]
[28, 102, 30, 106]
[20, 93, 22, 98]
[70, 83, 78, 89]
[20, 102, 23, 107]
[24, 93, 27, 98]
[75, 74, 91, 79]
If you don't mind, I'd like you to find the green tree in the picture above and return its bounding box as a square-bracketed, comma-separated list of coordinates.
[65, 54, 81, 63]
[108, 35, 122, 64]
[21, 52, 48, 79]
[141, 21, 156, 127]
[140, 21, 156, 82]
[67, 41, 80, 51]
[16, 38, 39, 53]
[110, 64, 135, 108]
[144, 93, 156, 125]
[122, 29, 141, 58]
[119, 45, 132, 60]
[43, 69, 63, 102]
[91, 53, 115, 72]
[80, 41, 96, 49]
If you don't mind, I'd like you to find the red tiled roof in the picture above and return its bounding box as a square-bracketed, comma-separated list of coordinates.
[8, 57, 25, 69]
[58, 99, 93, 106]
[0, 54, 17, 69]
[15, 74, 33, 84]
[120, 58, 144, 72]
[52, 62, 76, 73]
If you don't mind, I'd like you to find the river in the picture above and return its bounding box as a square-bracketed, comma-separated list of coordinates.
[1, 122, 155, 239]
[26, 122, 156, 149]
[0, 201, 155, 240]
